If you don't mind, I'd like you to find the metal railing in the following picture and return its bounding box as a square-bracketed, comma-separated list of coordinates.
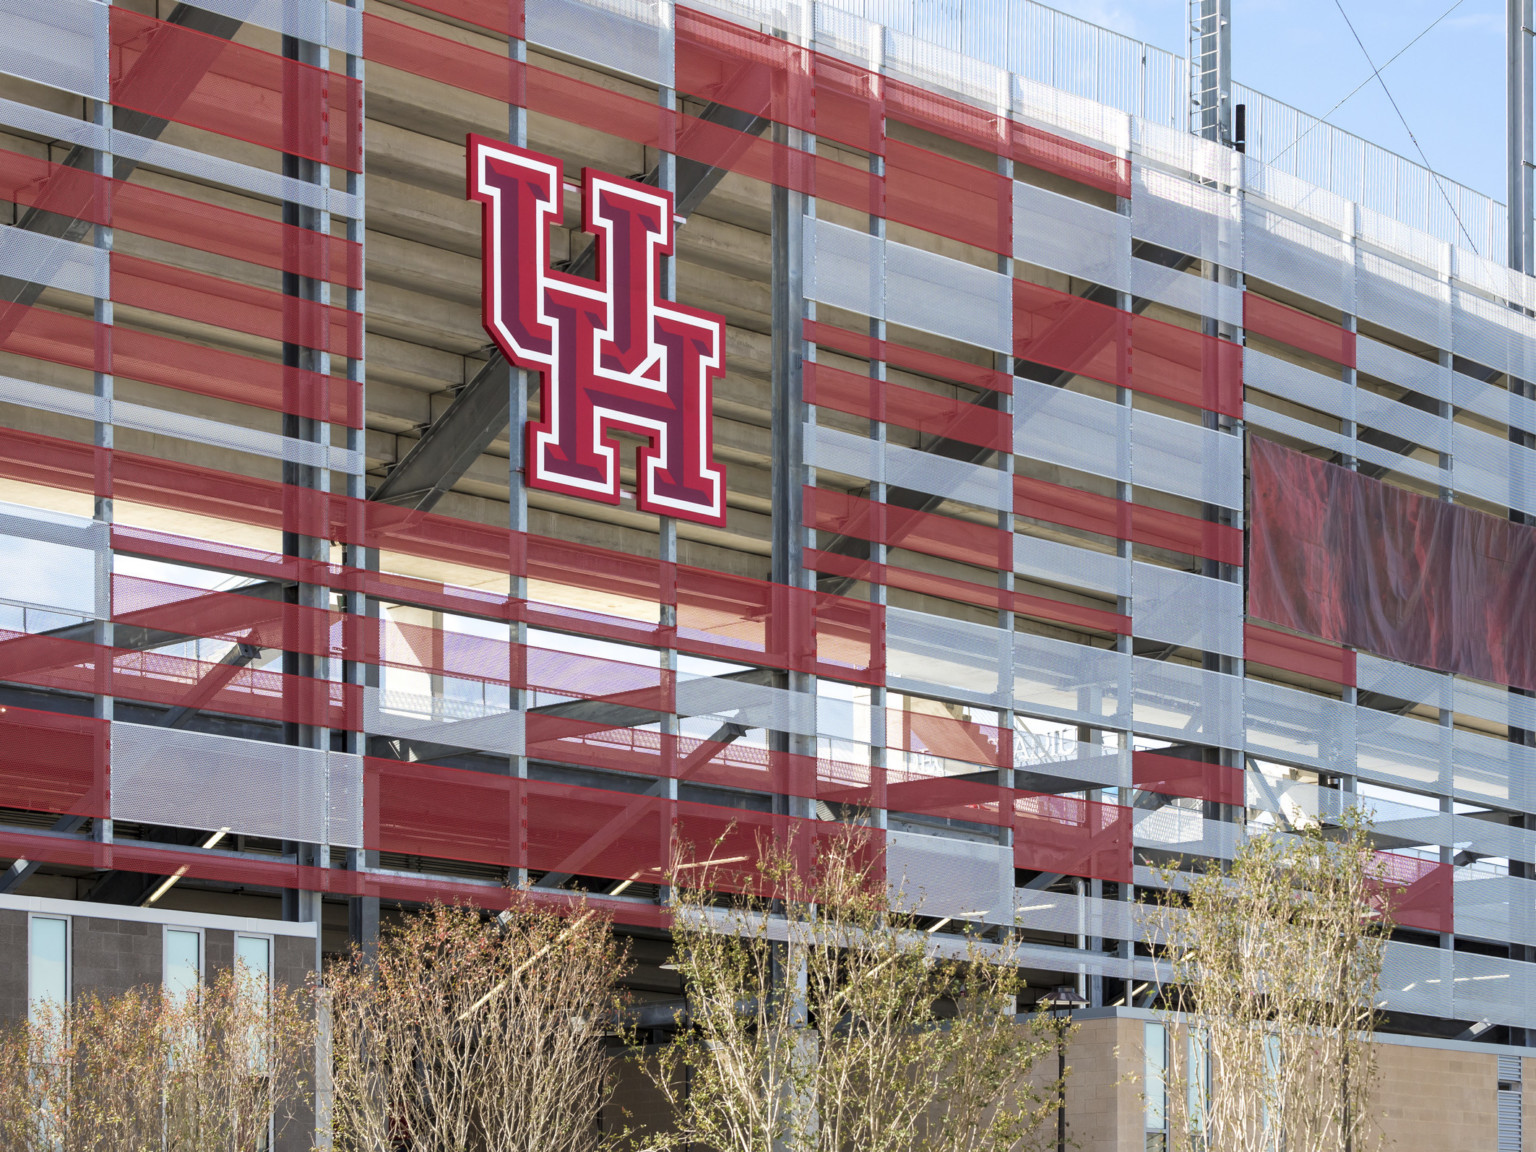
[823, 0, 1504, 258]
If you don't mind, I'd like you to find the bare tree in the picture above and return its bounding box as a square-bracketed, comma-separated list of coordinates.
[1151, 812, 1389, 1152]
[325, 899, 629, 1152]
[641, 829, 1068, 1152]
[0, 962, 315, 1151]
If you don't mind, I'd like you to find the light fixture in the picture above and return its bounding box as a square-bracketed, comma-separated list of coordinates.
[1038, 984, 1088, 1152]
[672, 855, 749, 871]
[145, 867, 190, 905]
[145, 828, 230, 905]
[608, 871, 644, 897]
[1038, 984, 1089, 1012]
[926, 917, 952, 934]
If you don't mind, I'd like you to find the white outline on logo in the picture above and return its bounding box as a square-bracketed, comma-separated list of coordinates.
[470, 137, 727, 526]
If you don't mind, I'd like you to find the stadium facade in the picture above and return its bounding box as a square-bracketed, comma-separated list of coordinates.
[0, 0, 1534, 1147]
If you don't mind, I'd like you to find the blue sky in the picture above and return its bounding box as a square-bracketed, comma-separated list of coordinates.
[1043, 0, 1507, 201]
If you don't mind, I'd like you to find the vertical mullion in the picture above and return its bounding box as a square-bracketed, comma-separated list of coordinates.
[508, 33, 531, 890]
[93, 85, 114, 852]
[281, 25, 331, 937]
[658, 83, 681, 900]
[343, 0, 378, 951]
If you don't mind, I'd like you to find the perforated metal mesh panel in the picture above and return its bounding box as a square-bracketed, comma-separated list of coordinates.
[111, 398, 363, 474]
[1017, 743, 1130, 788]
[812, 3, 880, 64]
[526, 0, 672, 85]
[365, 685, 524, 757]
[1014, 379, 1129, 484]
[1357, 335, 1451, 402]
[1356, 252, 1451, 348]
[1245, 403, 1353, 458]
[1131, 259, 1242, 326]
[1452, 815, 1536, 866]
[675, 674, 817, 737]
[1355, 654, 1452, 708]
[110, 722, 362, 849]
[1130, 409, 1242, 508]
[887, 607, 1009, 708]
[1354, 709, 1451, 794]
[1243, 680, 1354, 773]
[0, 93, 358, 215]
[1355, 388, 1447, 452]
[1243, 348, 1351, 419]
[1013, 889, 1135, 942]
[1130, 166, 1239, 265]
[1453, 423, 1536, 518]
[1013, 630, 1132, 728]
[884, 238, 1011, 353]
[1131, 563, 1241, 657]
[111, 129, 358, 217]
[0, 226, 107, 298]
[1455, 372, 1536, 440]
[1354, 439, 1449, 489]
[1137, 121, 1232, 187]
[181, 0, 357, 52]
[0, 0, 107, 100]
[1132, 658, 1244, 748]
[0, 373, 103, 424]
[1013, 73, 1132, 157]
[1456, 876, 1536, 950]
[1134, 805, 1239, 859]
[1455, 678, 1536, 732]
[804, 219, 1011, 352]
[1243, 202, 1354, 312]
[327, 751, 365, 849]
[803, 218, 883, 319]
[1380, 941, 1455, 1019]
[0, 504, 104, 618]
[1013, 179, 1129, 291]
[1015, 534, 1129, 598]
[1453, 730, 1535, 810]
[1453, 288, 1536, 380]
[0, 375, 362, 474]
[807, 424, 1010, 511]
[886, 829, 1012, 925]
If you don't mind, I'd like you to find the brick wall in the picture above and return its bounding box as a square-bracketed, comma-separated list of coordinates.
[1374, 1041, 1495, 1150]
[0, 908, 24, 1022]
[72, 915, 162, 996]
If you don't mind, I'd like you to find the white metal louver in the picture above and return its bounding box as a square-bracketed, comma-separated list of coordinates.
[1497, 1085, 1521, 1152]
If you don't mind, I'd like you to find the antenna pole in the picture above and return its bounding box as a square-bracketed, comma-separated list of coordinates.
[1511, 0, 1533, 270]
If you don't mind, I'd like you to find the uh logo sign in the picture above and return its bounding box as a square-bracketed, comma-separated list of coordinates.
[468, 135, 728, 527]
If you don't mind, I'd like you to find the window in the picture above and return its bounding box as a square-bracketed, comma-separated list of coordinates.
[164, 927, 202, 1003]
[1187, 1029, 1210, 1148]
[234, 933, 273, 1029]
[235, 934, 274, 1151]
[235, 934, 271, 988]
[1144, 1021, 1168, 1152]
[1262, 1032, 1281, 1141]
[27, 915, 68, 1021]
